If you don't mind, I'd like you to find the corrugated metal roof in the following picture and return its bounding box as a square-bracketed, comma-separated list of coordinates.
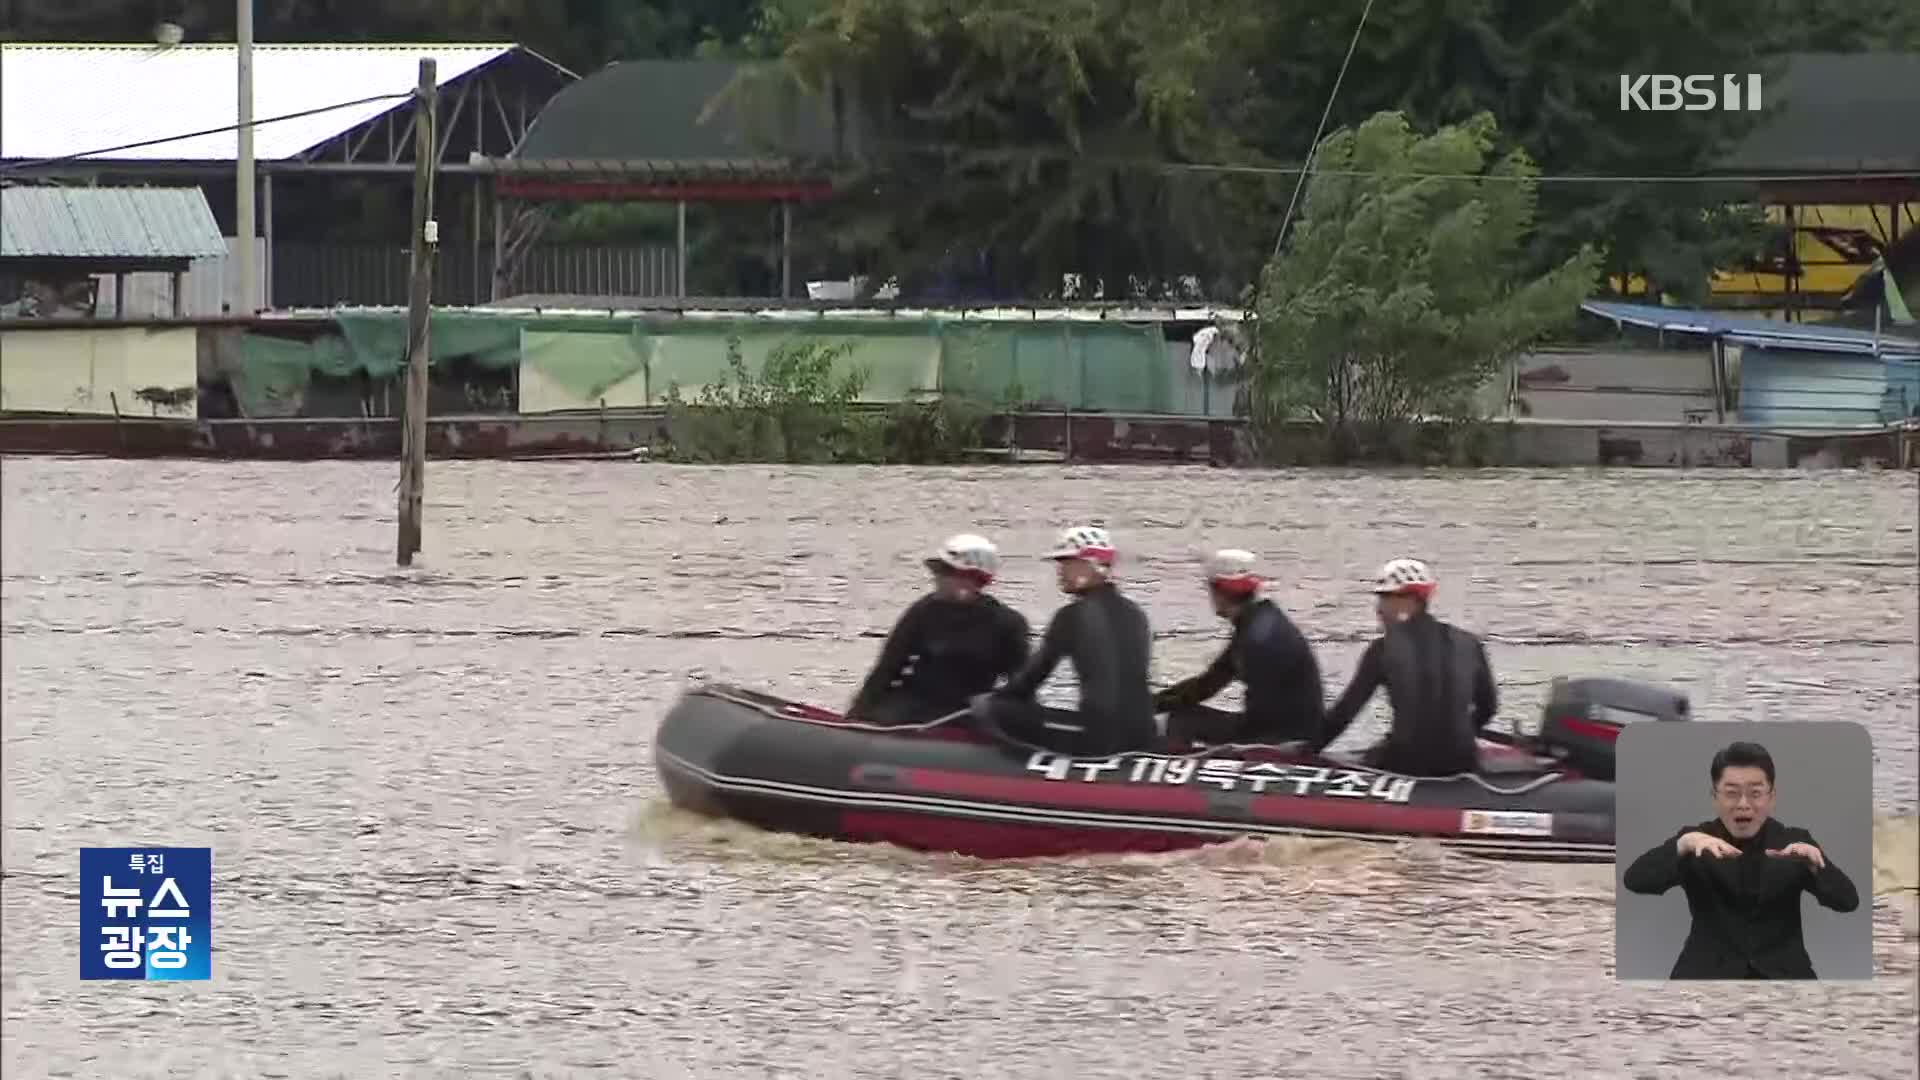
[296, 302, 1249, 323]
[0, 185, 226, 259]
[1723, 52, 1920, 173]
[1582, 300, 1920, 359]
[0, 43, 516, 163]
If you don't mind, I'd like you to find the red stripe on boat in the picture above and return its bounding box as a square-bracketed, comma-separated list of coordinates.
[1247, 795, 1461, 833]
[1556, 717, 1622, 742]
[839, 811, 1219, 859]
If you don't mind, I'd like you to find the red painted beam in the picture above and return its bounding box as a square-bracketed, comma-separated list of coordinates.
[498, 178, 838, 202]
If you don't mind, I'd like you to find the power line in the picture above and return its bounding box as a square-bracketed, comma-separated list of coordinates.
[0, 93, 412, 174]
[1271, 0, 1375, 260]
[866, 142, 1920, 186]
[1175, 162, 1920, 185]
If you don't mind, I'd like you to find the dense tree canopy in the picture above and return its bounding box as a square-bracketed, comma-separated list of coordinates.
[756, 0, 1276, 299]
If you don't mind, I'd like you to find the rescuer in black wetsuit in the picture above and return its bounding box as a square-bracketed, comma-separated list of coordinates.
[1309, 558, 1497, 777]
[846, 533, 1032, 725]
[971, 525, 1157, 756]
[1155, 548, 1325, 745]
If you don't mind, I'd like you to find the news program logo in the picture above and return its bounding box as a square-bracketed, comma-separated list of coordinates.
[79, 847, 212, 981]
[1619, 74, 1763, 112]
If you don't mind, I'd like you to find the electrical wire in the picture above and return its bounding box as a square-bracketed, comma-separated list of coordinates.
[1180, 162, 1920, 185]
[0, 92, 413, 174]
[889, 144, 1920, 185]
[828, 140, 1920, 186]
[1270, 0, 1375, 260]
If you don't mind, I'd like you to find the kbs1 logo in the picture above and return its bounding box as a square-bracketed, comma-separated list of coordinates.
[1619, 74, 1763, 112]
[79, 847, 212, 981]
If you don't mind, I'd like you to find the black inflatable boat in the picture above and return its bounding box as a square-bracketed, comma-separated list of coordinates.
[654, 677, 1691, 863]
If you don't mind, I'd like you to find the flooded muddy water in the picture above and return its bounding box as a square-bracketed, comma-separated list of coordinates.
[3, 460, 1916, 1078]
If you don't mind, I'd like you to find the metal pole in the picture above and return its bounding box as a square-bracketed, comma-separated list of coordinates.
[398, 58, 438, 567]
[675, 200, 687, 298]
[235, 0, 256, 314]
[780, 201, 791, 299]
[261, 171, 274, 309]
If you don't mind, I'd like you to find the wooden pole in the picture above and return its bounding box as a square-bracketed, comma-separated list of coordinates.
[398, 58, 438, 567]
[235, 0, 255, 315]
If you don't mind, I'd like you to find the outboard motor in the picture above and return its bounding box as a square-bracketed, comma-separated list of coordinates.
[1530, 676, 1689, 781]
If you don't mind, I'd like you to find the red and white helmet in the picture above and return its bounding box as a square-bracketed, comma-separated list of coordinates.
[1045, 525, 1116, 565]
[1204, 548, 1263, 595]
[927, 533, 1000, 583]
[1371, 557, 1437, 598]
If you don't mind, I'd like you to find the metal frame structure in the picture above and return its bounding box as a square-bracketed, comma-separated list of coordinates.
[1712, 187, 1918, 321]
[1, 47, 575, 310]
[473, 157, 837, 303]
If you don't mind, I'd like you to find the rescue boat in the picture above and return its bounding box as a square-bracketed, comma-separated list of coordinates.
[653, 677, 1690, 863]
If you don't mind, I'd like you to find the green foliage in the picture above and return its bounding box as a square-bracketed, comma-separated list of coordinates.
[658, 336, 1021, 463]
[1251, 111, 1600, 463]
[1237, 0, 1794, 305]
[880, 372, 1029, 463]
[662, 337, 870, 462]
[756, 0, 1277, 299]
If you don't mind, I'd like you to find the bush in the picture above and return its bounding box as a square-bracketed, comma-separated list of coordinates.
[658, 337, 1016, 464]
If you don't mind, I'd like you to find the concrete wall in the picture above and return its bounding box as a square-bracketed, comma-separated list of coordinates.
[0, 325, 199, 416]
[1499, 347, 1722, 423]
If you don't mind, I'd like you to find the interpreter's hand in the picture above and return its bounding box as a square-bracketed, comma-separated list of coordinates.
[1766, 841, 1826, 871]
[1676, 831, 1741, 859]
[967, 693, 994, 718]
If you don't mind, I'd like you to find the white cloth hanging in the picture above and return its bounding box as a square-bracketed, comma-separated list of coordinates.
[1189, 325, 1219, 372]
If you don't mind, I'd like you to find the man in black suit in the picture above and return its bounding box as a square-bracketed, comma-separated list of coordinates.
[1622, 740, 1860, 979]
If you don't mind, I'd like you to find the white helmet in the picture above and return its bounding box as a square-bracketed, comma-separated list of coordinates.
[927, 533, 1000, 582]
[1044, 525, 1116, 565]
[1371, 557, 1437, 597]
[1204, 548, 1263, 594]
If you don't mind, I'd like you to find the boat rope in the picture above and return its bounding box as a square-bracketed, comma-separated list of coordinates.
[692, 683, 1573, 795]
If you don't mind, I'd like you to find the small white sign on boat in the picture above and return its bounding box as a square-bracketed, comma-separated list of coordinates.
[1459, 810, 1555, 837]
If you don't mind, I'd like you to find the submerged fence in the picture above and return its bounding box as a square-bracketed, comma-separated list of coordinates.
[271, 244, 680, 308]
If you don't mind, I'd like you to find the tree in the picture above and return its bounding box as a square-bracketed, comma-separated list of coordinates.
[760, 0, 1278, 300]
[1250, 111, 1600, 460]
[1234, 0, 1814, 307]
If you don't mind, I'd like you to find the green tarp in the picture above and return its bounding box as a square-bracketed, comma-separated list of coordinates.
[520, 329, 648, 403]
[332, 312, 521, 377]
[231, 311, 1181, 414]
[643, 319, 943, 404]
[939, 321, 1171, 412]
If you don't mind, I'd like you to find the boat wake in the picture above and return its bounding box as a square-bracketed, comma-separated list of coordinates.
[629, 798, 1920, 897]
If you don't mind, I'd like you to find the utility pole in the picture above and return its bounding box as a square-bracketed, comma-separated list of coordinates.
[397, 58, 438, 567]
[235, 0, 256, 314]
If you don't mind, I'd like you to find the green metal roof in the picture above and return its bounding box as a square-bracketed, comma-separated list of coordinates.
[1723, 52, 1920, 172]
[0, 184, 226, 260]
[509, 59, 857, 168]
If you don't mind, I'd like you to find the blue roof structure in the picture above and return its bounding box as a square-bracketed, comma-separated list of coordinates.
[1581, 300, 1920, 360]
